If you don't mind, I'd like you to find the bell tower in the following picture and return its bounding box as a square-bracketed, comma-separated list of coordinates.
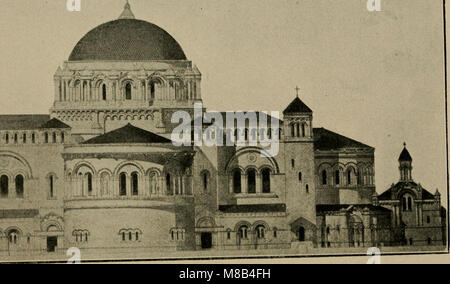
[282, 87, 316, 228]
[282, 87, 313, 142]
[399, 143, 413, 181]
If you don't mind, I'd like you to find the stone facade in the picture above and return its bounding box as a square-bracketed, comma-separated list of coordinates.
[0, 3, 445, 258]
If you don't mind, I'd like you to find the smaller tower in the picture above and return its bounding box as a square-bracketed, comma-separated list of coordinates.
[398, 143, 413, 181]
[282, 87, 313, 142]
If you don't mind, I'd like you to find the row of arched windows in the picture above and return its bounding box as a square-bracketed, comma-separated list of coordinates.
[231, 224, 275, 241]
[0, 175, 24, 199]
[290, 122, 307, 138]
[232, 168, 271, 194]
[120, 229, 142, 242]
[170, 228, 186, 241]
[1, 131, 66, 145]
[320, 167, 373, 186]
[73, 230, 89, 243]
[70, 166, 195, 198]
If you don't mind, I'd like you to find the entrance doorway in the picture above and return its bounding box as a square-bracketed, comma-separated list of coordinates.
[201, 233, 212, 249]
[298, 227, 305, 242]
[47, 237, 57, 252]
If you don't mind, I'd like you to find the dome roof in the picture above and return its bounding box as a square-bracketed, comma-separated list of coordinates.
[69, 18, 187, 61]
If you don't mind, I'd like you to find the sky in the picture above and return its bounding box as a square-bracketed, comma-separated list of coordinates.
[0, 0, 447, 201]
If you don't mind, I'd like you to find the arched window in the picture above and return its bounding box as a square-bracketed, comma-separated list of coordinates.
[298, 172, 302, 182]
[49, 175, 55, 198]
[5, 133, 9, 144]
[22, 133, 26, 144]
[233, 170, 242, 194]
[306, 184, 309, 193]
[296, 123, 300, 137]
[247, 169, 256, 194]
[8, 230, 19, 244]
[202, 171, 209, 193]
[166, 174, 172, 195]
[357, 170, 361, 185]
[427, 238, 432, 245]
[321, 170, 327, 185]
[150, 82, 156, 100]
[31, 133, 35, 144]
[402, 194, 413, 211]
[427, 216, 431, 224]
[44, 132, 49, 144]
[301, 123, 306, 137]
[262, 169, 271, 193]
[61, 132, 65, 144]
[239, 226, 248, 239]
[125, 82, 132, 100]
[131, 172, 139, 196]
[335, 170, 340, 185]
[102, 84, 107, 100]
[347, 170, 352, 185]
[0, 175, 8, 198]
[273, 227, 278, 238]
[86, 173, 93, 196]
[119, 173, 127, 196]
[14, 133, 18, 144]
[290, 124, 295, 137]
[52, 132, 57, 143]
[255, 225, 266, 239]
[291, 159, 295, 168]
[15, 175, 24, 199]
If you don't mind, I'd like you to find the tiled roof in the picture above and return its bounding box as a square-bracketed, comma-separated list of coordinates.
[39, 118, 71, 129]
[0, 115, 50, 130]
[0, 209, 39, 219]
[283, 97, 313, 115]
[219, 204, 286, 213]
[83, 123, 171, 144]
[313, 128, 374, 151]
[378, 181, 436, 201]
[316, 204, 391, 213]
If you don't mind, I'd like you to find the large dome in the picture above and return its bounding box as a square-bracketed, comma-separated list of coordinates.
[69, 19, 187, 61]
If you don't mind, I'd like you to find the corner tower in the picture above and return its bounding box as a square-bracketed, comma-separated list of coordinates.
[51, 1, 202, 139]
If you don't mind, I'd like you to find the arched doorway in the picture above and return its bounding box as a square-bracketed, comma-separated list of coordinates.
[298, 226, 305, 242]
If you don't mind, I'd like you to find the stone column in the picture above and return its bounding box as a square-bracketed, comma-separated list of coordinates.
[242, 174, 247, 194]
[87, 81, 91, 101]
[256, 173, 262, 194]
[54, 80, 60, 102]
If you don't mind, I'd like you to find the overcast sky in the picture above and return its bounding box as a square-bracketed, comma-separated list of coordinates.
[0, 0, 447, 202]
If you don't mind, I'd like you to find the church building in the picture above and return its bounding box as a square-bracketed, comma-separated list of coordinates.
[0, 2, 445, 257]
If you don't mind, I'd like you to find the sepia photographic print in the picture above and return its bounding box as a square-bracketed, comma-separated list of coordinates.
[0, 0, 448, 265]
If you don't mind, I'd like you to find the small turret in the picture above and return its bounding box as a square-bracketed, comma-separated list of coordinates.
[399, 143, 413, 181]
[283, 87, 313, 141]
